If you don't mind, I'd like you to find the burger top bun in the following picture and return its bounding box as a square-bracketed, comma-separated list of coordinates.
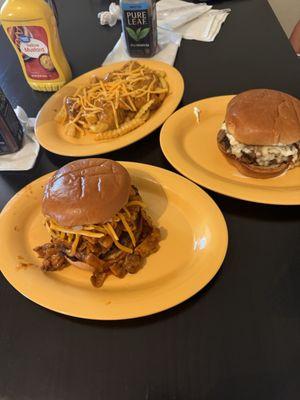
[225, 89, 300, 146]
[42, 158, 131, 227]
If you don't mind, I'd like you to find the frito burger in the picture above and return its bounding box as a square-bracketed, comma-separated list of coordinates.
[217, 89, 300, 178]
[34, 158, 161, 287]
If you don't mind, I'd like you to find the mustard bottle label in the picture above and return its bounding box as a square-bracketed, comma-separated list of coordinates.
[7, 25, 59, 80]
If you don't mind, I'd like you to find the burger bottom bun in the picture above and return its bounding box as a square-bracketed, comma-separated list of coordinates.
[66, 257, 94, 272]
[217, 139, 291, 179]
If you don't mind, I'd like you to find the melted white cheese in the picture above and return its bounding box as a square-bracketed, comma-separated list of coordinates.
[222, 124, 299, 167]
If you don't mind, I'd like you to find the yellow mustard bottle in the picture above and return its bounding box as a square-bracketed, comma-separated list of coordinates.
[0, 0, 72, 91]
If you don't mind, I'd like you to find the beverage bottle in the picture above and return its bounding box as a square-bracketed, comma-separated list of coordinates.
[120, 0, 158, 58]
[0, 0, 72, 91]
[0, 88, 24, 155]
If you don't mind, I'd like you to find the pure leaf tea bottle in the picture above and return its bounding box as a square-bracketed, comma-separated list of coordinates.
[120, 0, 157, 57]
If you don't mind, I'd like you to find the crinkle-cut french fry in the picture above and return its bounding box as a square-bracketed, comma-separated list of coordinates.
[159, 77, 168, 90]
[95, 117, 145, 140]
[156, 70, 166, 78]
[135, 100, 154, 119]
[55, 104, 67, 124]
[55, 62, 169, 139]
[89, 75, 99, 84]
[74, 122, 84, 134]
[74, 85, 84, 96]
[65, 124, 78, 137]
[85, 113, 98, 125]
[89, 122, 109, 133]
[139, 110, 150, 122]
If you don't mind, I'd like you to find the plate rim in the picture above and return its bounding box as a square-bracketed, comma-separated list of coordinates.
[0, 162, 228, 320]
[160, 96, 300, 206]
[35, 60, 184, 157]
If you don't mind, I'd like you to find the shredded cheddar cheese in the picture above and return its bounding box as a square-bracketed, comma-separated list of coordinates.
[45, 200, 147, 257]
[118, 212, 136, 247]
[55, 61, 169, 140]
[71, 234, 80, 255]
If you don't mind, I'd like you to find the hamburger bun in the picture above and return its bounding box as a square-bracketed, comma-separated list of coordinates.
[42, 158, 131, 226]
[217, 131, 290, 178]
[225, 89, 300, 145]
[65, 257, 94, 272]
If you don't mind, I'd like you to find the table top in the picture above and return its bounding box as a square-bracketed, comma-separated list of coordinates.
[1, 0, 300, 399]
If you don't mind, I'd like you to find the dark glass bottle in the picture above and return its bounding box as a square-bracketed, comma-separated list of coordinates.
[120, 0, 158, 58]
[0, 88, 24, 155]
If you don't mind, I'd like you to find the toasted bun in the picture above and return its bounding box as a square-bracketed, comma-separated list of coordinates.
[65, 257, 94, 272]
[225, 89, 300, 145]
[42, 158, 131, 226]
[217, 135, 289, 178]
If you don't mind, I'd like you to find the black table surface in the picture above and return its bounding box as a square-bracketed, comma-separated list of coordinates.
[1, 0, 300, 399]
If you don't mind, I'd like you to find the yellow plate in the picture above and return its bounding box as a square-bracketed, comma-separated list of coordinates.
[160, 95, 300, 205]
[0, 162, 227, 320]
[35, 60, 184, 156]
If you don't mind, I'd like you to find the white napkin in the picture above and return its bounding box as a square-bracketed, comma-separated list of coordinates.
[157, 0, 212, 30]
[176, 8, 231, 41]
[157, 0, 230, 41]
[103, 28, 182, 66]
[0, 106, 39, 171]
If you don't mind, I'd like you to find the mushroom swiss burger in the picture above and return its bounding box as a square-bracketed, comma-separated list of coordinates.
[34, 158, 161, 287]
[217, 89, 300, 178]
